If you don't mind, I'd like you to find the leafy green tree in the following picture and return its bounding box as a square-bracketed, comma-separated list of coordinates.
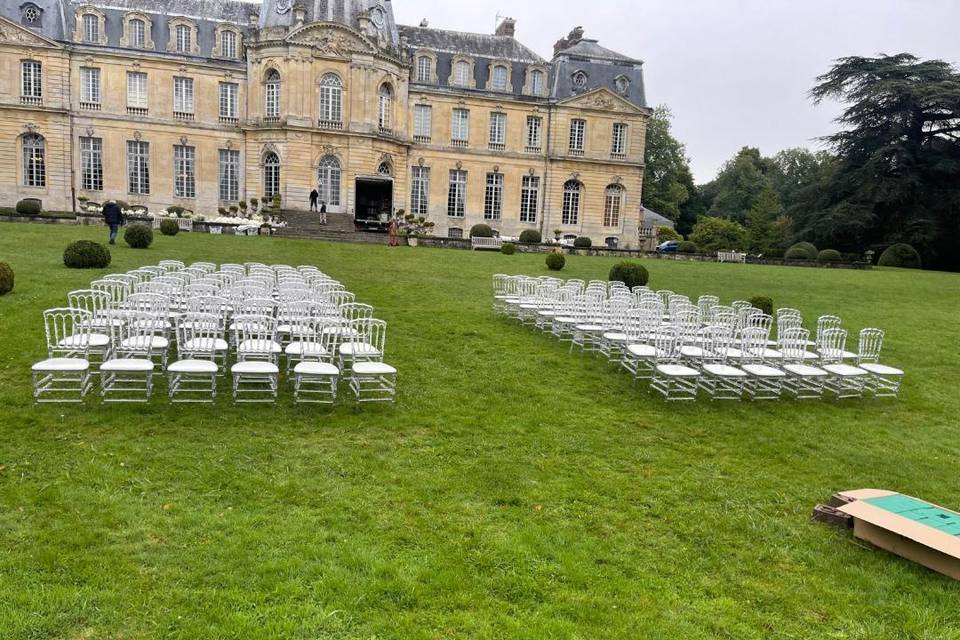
[746, 182, 786, 253]
[657, 226, 681, 243]
[643, 106, 694, 221]
[689, 217, 748, 253]
[705, 147, 779, 221]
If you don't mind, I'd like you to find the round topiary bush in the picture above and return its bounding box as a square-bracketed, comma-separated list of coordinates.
[818, 249, 842, 262]
[501, 242, 516, 255]
[546, 252, 566, 271]
[124, 223, 154, 249]
[677, 241, 699, 254]
[63, 240, 111, 269]
[15, 199, 41, 216]
[878, 243, 922, 269]
[749, 296, 774, 315]
[573, 236, 592, 249]
[786, 242, 818, 261]
[470, 224, 494, 238]
[609, 261, 649, 288]
[159, 219, 180, 236]
[0, 261, 13, 295]
[785, 246, 811, 260]
[519, 229, 542, 244]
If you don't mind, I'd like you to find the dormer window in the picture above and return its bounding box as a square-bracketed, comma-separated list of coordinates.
[221, 30, 237, 59]
[455, 61, 471, 86]
[176, 25, 191, 53]
[129, 19, 145, 47]
[168, 19, 199, 55]
[21, 3, 42, 27]
[531, 69, 544, 96]
[417, 56, 432, 82]
[615, 75, 631, 95]
[572, 70, 588, 90]
[82, 13, 98, 43]
[491, 65, 508, 91]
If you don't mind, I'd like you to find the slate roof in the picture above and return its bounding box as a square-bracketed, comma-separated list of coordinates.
[398, 25, 545, 64]
[558, 38, 641, 64]
[641, 207, 675, 229]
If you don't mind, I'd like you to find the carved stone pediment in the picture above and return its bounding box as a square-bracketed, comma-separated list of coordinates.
[558, 88, 643, 114]
[286, 24, 375, 56]
[0, 17, 60, 48]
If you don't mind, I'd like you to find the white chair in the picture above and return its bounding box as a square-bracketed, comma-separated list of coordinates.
[819, 328, 870, 399]
[856, 328, 904, 398]
[168, 313, 224, 403]
[739, 327, 787, 400]
[650, 327, 701, 401]
[779, 328, 829, 399]
[232, 315, 280, 403]
[64, 291, 113, 366]
[697, 326, 748, 401]
[338, 319, 387, 372]
[32, 308, 94, 403]
[293, 329, 340, 404]
[101, 316, 159, 402]
[350, 361, 397, 403]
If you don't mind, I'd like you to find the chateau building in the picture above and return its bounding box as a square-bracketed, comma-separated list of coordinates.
[0, 0, 651, 246]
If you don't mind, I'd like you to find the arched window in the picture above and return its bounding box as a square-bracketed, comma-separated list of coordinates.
[377, 160, 392, 177]
[604, 184, 624, 227]
[530, 69, 544, 96]
[378, 84, 393, 132]
[264, 70, 280, 119]
[175, 24, 192, 53]
[263, 151, 280, 198]
[21, 3, 42, 27]
[82, 13, 98, 42]
[22, 133, 45, 187]
[129, 18, 145, 48]
[317, 155, 341, 207]
[562, 180, 582, 226]
[454, 60, 471, 86]
[416, 56, 432, 83]
[319, 73, 342, 124]
[220, 30, 238, 59]
[491, 65, 508, 91]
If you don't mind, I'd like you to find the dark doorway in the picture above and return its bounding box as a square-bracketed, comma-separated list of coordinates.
[354, 177, 393, 232]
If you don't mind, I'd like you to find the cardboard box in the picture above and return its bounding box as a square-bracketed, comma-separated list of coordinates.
[836, 489, 960, 580]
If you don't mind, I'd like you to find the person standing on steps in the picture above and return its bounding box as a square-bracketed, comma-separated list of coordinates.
[102, 199, 123, 245]
[319, 201, 327, 225]
[309, 187, 319, 212]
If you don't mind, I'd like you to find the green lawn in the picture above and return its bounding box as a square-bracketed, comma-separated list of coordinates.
[1, 222, 959, 639]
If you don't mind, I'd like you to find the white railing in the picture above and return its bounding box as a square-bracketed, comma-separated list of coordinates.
[318, 120, 343, 130]
[471, 236, 503, 251]
[413, 135, 431, 144]
[488, 142, 505, 151]
[451, 139, 469, 148]
[127, 106, 148, 116]
[219, 116, 239, 125]
[21, 96, 42, 106]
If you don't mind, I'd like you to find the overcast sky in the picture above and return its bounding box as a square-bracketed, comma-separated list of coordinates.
[392, 0, 960, 183]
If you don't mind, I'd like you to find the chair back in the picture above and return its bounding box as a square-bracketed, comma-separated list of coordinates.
[44, 308, 92, 358]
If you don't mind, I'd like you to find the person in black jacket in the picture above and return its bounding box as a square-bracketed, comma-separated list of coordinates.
[309, 188, 319, 212]
[102, 200, 123, 245]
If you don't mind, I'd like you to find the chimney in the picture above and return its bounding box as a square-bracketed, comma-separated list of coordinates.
[293, 4, 306, 28]
[419, 18, 429, 28]
[495, 17, 516, 38]
[553, 26, 584, 56]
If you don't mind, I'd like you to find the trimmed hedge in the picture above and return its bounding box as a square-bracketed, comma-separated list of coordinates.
[818, 249, 843, 262]
[677, 241, 698, 254]
[546, 252, 566, 271]
[159, 219, 180, 236]
[573, 236, 592, 248]
[0, 261, 13, 295]
[787, 242, 818, 261]
[501, 242, 516, 255]
[470, 224, 494, 238]
[609, 261, 649, 288]
[15, 199, 41, 216]
[519, 229, 542, 244]
[749, 296, 774, 316]
[785, 247, 812, 260]
[124, 223, 154, 249]
[878, 243, 922, 269]
[63, 240, 111, 269]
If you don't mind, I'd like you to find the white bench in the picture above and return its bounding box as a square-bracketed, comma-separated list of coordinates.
[717, 251, 747, 264]
[471, 237, 503, 251]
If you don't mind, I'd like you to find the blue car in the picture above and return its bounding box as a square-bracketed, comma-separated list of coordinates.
[656, 240, 679, 254]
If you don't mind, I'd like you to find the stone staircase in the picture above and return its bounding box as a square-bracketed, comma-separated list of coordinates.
[274, 209, 386, 244]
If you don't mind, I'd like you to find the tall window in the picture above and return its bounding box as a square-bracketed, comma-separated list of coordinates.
[452, 108, 470, 144]
[174, 77, 194, 114]
[129, 18, 145, 48]
[411, 166, 429, 215]
[604, 185, 623, 227]
[219, 82, 238, 120]
[264, 70, 280, 118]
[484, 173, 503, 220]
[612, 123, 628, 156]
[416, 56, 432, 83]
[263, 152, 280, 198]
[173, 145, 195, 198]
[319, 74, 342, 124]
[21, 61, 42, 99]
[447, 169, 466, 217]
[491, 65, 508, 91]
[530, 69, 544, 96]
[488, 112, 506, 148]
[562, 180, 582, 225]
[80, 136, 103, 191]
[569, 119, 586, 153]
[526, 116, 542, 150]
[21, 134, 45, 187]
[220, 30, 237, 58]
[218, 149, 239, 201]
[317, 155, 341, 207]
[127, 71, 148, 110]
[175, 24, 191, 53]
[414, 104, 432, 140]
[378, 85, 393, 131]
[454, 60, 471, 86]
[82, 13, 98, 43]
[127, 140, 150, 195]
[80, 67, 100, 105]
[520, 175, 539, 223]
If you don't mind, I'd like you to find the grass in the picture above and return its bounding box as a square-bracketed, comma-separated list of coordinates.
[1, 222, 959, 639]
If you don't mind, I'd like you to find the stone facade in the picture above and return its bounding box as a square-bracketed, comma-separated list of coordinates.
[0, 0, 651, 247]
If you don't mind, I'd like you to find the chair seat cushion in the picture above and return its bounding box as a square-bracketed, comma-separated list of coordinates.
[183, 338, 229, 352]
[58, 333, 110, 348]
[762, 348, 783, 360]
[339, 343, 381, 357]
[285, 342, 329, 356]
[680, 346, 706, 358]
[703, 364, 747, 377]
[321, 327, 360, 338]
[238, 340, 282, 354]
[168, 359, 218, 374]
[352, 362, 397, 376]
[783, 364, 829, 377]
[101, 358, 155, 373]
[603, 332, 629, 342]
[120, 336, 169, 350]
[231, 361, 280, 375]
[537, 310, 557, 317]
[626, 344, 657, 358]
[554, 317, 577, 324]
[294, 362, 340, 376]
[32, 357, 90, 372]
[656, 364, 701, 377]
[575, 324, 605, 332]
[742, 364, 786, 378]
[823, 364, 870, 377]
[859, 363, 904, 376]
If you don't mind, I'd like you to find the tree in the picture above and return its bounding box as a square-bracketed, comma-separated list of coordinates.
[705, 147, 779, 221]
[657, 226, 681, 243]
[642, 106, 694, 221]
[810, 54, 960, 270]
[689, 217, 748, 253]
[746, 182, 786, 253]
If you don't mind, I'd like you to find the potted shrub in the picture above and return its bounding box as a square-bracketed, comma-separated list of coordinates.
[553, 228, 562, 241]
[400, 216, 434, 247]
